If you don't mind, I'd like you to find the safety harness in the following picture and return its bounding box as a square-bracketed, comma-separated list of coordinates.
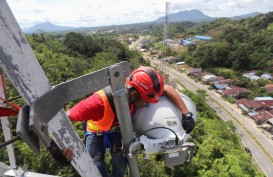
[84, 86, 122, 153]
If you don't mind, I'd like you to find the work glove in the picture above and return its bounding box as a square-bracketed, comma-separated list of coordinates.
[182, 112, 195, 134]
[48, 140, 70, 165]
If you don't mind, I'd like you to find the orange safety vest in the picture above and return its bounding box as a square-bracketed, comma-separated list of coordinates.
[86, 90, 134, 132]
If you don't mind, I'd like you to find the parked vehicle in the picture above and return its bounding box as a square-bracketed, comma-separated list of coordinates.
[245, 147, 252, 156]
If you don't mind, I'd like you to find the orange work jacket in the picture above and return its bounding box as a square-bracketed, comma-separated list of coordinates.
[86, 89, 134, 132]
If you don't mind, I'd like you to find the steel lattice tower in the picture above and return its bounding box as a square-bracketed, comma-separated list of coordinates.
[163, 2, 171, 56]
[161, 2, 171, 80]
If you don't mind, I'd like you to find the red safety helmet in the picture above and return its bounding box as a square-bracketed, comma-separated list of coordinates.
[126, 66, 164, 103]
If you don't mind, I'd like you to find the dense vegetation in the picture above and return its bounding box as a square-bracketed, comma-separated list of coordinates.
[180, 12, 273, 72]
[1, 12, 270, 176]
[156, 12, 273, 98]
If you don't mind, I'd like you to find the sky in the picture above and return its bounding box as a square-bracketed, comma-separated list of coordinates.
[6, 0, 273, 29]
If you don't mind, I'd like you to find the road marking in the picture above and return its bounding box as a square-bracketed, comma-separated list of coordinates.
[256, 151, 261, 157]
[266, 164, 272, 172]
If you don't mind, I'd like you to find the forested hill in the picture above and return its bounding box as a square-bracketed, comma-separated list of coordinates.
[0, 30, 265, 176]
[180, 12, 273, 72]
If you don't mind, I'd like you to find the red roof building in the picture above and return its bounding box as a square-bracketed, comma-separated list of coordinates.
[216, 76, 225, 81]
[236, 98, 264, 112]
[252, 110, 273, 124]
[257, 100, 273, 109]
[220, 85, 249, 98]
[265, 84, 273, 91]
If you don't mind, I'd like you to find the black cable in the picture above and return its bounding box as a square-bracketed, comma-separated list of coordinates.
[6, 95, 21, 102]
[0, 136, 20, 149]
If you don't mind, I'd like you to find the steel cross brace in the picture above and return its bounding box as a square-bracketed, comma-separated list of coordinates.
[16, 62, 131, 152]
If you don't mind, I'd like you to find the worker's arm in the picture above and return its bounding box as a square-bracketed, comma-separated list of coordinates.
[48, 140, 72, 164]
[163, 85, 195, 134]
[163, 85, 189, 114]
[67, 93, 104, 122]
[50, 93, 104, 163]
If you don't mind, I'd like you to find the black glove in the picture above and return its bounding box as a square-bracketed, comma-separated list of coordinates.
[182, 112, 195, 134]
[48, 140, 70, 164]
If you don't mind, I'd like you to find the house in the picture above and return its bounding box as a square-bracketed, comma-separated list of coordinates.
[194, 35, 212, 41]
[243, 71, 256, 78]
[213, 79, 233, 90]
[252, 110, 273, 125]
[139, 48, 147, 52]
[175, 61, 185, 65]
[219, 85, 249, 98]
[257, 100, 273, 109]
[261, 73, 272, 80]
[254, 97, 273, 101]
[214, 83, 227, 90]
[201, 72, 214, 77]
[236, 98, 264, 112]
[187, 67, 202, 77]
[216, 76, 225, 81]
[146, 35, 151, 40]
[181, 40, 196, 46]
[250, 75, 260, 81]
[243, 71, 260, 81]
[164, 39, 180, 49]
[265, 84, 273, 91]
[140, 39, 152, 47]
[202, 75, 217, 84]
[218, 79, 233, 85]
[165, 56, 177, 64]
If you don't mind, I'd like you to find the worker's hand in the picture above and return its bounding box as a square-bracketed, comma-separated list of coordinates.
[63, 147, 73, 162]
[48, 140, 71, 164]
[182, 112, 195, 134]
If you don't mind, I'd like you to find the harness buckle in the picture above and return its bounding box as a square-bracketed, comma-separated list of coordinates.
[96, 132, 103, 136]
[110, 126, 120, 132]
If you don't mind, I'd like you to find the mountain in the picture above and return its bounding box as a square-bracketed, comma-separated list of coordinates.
[230, 12, 260, 20]
[154, 9, 213, 23]
[153, 9, 260, 23]
[24, 10, 261, 33]
[24, 21, 76, 33]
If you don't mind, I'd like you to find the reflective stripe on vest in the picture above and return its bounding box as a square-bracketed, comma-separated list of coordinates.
[86, 90, 134, 132]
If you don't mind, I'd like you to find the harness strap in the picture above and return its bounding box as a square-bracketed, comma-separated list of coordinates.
[103, 132, 112, 153]
[103, 86, 116, 115]
[87, 131, 121, 153]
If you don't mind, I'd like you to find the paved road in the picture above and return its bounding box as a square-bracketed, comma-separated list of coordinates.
[148, 59, 273, 177]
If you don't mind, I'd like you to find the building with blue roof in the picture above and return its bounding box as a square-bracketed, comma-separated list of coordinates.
[194, 35, 212, 41]
[181, 40, 196, 46]
[254, 97, 273, 101]
[261, 74, 272, 80]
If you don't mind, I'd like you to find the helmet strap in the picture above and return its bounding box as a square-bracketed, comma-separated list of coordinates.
[128, 87, 141, 104]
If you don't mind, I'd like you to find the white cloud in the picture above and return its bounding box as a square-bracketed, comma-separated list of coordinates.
[5, 0, 273, 29]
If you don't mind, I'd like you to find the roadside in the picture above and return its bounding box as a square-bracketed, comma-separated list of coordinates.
[130, 39, 273, 147]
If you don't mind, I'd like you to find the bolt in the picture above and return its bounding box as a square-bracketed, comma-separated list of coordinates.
[114, 71, 120, 77]
[41, 123, 46, 132]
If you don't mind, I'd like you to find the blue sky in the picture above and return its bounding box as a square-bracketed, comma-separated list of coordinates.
[6, 0, 273, 29]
